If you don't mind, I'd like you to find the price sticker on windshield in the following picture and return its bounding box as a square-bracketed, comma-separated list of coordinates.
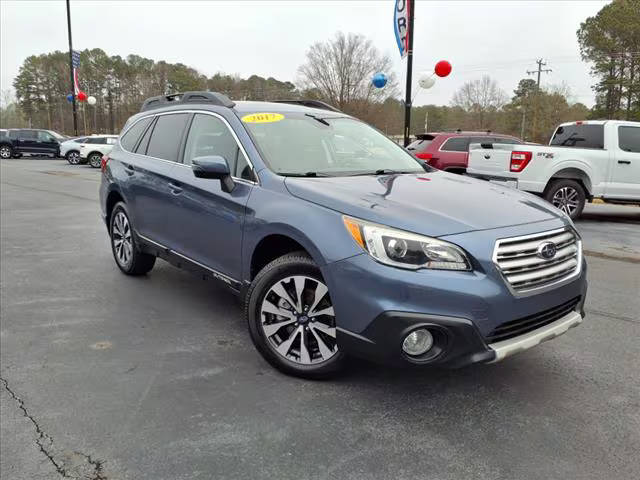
[241, 113, 284, 124]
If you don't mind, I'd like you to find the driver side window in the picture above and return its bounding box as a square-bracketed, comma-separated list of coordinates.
[183, 114, 254, 181]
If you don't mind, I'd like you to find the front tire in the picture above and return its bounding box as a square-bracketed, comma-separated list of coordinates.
[245, 252, 344, 379]
[110, 202, 156, 275]
[88, 152, 102, 168]
[66, 150, 80, 165]
[544, 179, 585, 220]
[0, 145, 12, 159]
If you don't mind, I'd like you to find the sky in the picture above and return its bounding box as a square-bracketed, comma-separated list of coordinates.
[0, 0, 608, 108]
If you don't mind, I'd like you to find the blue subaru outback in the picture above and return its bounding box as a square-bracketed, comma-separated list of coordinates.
[100, 91, 587, 378]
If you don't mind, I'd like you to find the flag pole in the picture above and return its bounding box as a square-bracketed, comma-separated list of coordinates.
[403, 0, 415, 147]
[66, 0, 78, 136]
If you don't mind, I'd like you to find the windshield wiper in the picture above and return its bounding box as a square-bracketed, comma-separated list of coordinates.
[349, 169, 420, 176]
[304, 113, 330, 126]
[278, 171, 332, 177]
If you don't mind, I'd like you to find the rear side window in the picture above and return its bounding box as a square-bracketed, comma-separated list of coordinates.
[120, 117, 153, 151]
[618, 126, 640, 153]
[106, 137, 117, 145]
[147, 114, 190, 162]
[550, 124, 604, 149]
[441, 137, 469, 152]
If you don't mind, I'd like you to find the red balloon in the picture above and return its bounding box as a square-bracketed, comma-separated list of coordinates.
[77, 91, 88, 102]
[434, 60, 452, 78]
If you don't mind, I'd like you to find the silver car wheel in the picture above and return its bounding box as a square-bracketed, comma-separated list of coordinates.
[112, 211, 133, 268]
[552, 186, 579, 216]
[68, 152, 80, 164]
[0, 146, 11, 159]
[260, 275, 338, 365]
[89, 153, 102, 168]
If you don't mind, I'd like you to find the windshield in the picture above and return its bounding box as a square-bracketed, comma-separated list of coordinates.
[241, 113, 426, 176]
[47, 130, 66, 141]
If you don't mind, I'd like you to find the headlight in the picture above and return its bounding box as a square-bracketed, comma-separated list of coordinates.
[343, 216, 471, 271]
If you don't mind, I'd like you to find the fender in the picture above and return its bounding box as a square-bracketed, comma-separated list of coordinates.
[545, 159, 595, 195]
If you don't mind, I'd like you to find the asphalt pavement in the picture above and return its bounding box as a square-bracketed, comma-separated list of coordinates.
[1, 158, 639, 480]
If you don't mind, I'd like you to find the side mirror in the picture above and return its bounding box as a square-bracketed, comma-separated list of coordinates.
[192, 155, 235, 192]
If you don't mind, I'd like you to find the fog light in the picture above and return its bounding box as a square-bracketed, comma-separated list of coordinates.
[402, 329, 434, 356]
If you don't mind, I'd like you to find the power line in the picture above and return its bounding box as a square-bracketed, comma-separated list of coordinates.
[527, 59, 552, 88]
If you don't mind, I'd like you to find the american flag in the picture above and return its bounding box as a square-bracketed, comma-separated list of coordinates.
[71, 50, 81, 68]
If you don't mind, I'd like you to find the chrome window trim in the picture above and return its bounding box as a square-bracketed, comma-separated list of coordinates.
[118, 109, 258, 185]
[492, 227, 583, 297]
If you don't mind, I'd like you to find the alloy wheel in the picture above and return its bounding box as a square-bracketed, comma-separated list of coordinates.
[89, 154, 102, 168]
[68, 152, 80, 164]
[552, 186, 579, 216]
[0, 146, 11, 159]
[112, 211, 133, 268]
[260, 275, 337, 365]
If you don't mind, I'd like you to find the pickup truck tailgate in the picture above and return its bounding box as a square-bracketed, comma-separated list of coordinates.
[467, 144, 516, 176]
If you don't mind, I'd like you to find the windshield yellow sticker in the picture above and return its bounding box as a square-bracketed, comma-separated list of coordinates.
[241, 113, 284, 124]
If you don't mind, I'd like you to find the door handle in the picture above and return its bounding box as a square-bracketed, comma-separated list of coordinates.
[169, 182, 183, 194]
[618, 160, 631, 165]
[123, 164, 135, 175]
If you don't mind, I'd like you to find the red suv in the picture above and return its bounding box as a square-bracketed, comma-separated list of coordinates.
[407, 131, 522, 174]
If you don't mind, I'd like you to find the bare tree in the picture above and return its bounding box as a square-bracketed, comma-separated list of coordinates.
[297, 32, 398, 118]
[452, 75, 507, 129]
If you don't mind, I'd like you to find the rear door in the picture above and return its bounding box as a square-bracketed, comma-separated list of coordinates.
[608, 124, 640, 199]
[13, 130, 39, 153]
[125, 113, 191, 247]
[438, 136, 469, 169]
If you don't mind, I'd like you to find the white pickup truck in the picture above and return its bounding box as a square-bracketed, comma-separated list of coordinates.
[467, 120, 640, 219]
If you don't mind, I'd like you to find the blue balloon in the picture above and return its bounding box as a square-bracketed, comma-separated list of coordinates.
[372, 73, 387, 88]
[66, 93, 74, 103]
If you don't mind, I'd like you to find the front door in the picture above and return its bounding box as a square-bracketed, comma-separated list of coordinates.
[36, 131, 59, 156]
[166, 112, 255, 280]
[607, 125, 640, 199]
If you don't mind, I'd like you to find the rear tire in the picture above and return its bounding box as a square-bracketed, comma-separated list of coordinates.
[245, 252, 345, 379]
[88, 152, 102, 168]
[544, 179, 586, 220]
[109, 202, 156, 276]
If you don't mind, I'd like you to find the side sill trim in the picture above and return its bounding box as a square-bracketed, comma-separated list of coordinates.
[137, 232, 241, 290]
[488, 310, 583, 362]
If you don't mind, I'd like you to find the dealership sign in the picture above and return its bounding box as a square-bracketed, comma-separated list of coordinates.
[394, 0, 410, 59]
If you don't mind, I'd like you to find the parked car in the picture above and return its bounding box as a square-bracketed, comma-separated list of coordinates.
[406, 131, 523, 173]
[467, 120, 640, 219]
[100, 92, 587, 379]
[79, 135, 118, 168]
[60, 136, 90, 164]
[0, 128, 66, 159]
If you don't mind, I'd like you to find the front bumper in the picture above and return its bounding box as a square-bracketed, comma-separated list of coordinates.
[322, 230, 588, 368]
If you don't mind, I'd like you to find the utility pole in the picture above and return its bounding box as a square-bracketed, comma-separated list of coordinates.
[66, 0, 78, 136]
[526, 59, 551, 141]
[527, 59, 552, 89]
[403, 0, 415, 147]
[520, 107, 526, 140]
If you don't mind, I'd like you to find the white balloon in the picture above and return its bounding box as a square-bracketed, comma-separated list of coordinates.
[87, 96, 97, 105]
[418, 74, 436, 89]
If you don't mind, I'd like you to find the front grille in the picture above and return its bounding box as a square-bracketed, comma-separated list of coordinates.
[486, 296, 581, 343]
[493, 228, 581, 293]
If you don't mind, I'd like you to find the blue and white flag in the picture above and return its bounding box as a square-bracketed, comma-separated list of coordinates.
[394, 0, 410, 59]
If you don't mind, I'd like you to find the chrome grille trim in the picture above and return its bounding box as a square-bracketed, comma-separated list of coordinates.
[493, 227, 582, 296]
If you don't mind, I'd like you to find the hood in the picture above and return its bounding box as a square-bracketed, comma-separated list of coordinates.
[284, 171, 566, 237]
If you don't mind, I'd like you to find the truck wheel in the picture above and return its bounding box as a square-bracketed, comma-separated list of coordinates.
[245, 252, 345, 379]
[544, 179, 585, 220]
[0, 145, 12, 159]
[88, 152, 102, 168]
[66, 151, 81, 165]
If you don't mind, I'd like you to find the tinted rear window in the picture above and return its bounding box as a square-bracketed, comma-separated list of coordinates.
[146, 113, 190, 162]
[120, 117, 153, 151]
[407, 139, 432, 151]
[618, 126, 640, 153]
[441, 137, 469, 152]
[550, 124, 604, 149]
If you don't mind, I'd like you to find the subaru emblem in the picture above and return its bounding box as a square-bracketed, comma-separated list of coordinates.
[537, 241, 557, 260]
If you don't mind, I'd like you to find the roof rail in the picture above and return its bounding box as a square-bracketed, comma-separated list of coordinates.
[272, 99, 341, 113]
[140, 91, 235, 112]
